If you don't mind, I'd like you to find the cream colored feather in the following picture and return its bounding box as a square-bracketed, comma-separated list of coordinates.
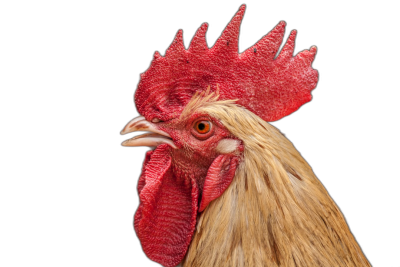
[182, 93, 370, 267]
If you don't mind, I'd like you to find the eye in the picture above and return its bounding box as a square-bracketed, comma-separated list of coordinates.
[191, 120, 214, 140]
[194, 120, 211, 134]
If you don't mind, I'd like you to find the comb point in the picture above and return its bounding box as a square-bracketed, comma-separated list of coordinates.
[212, 5, 246, 54]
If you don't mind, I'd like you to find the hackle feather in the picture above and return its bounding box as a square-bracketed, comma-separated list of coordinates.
[181, 95, 370, 267]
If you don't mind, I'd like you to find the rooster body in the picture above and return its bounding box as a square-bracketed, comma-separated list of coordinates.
[121, 5, 370, 267]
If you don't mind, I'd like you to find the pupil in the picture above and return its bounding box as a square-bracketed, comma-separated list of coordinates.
[198, 123, 205, 131]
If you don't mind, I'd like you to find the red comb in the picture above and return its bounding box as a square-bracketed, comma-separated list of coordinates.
[135, 5, 318, 122]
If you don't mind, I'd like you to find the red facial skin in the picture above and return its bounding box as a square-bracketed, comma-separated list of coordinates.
[133, 113, 241, 267]
[157, 113, 235, 191]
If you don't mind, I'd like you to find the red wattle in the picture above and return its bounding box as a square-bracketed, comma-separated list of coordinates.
[199, 154, 239, 212]
[134, 150, 153, 239]
[134, 145, 199, 267]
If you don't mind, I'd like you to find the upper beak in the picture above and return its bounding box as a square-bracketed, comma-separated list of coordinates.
[120, 116, 177, 149]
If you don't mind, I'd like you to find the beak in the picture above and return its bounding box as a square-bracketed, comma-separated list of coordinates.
[120, 116, 177, 149]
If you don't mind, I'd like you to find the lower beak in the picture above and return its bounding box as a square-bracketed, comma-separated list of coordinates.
[120, 116, 177, 149]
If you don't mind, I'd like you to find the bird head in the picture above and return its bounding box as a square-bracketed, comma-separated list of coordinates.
[121, 5, 318, 267]
[121, 89, 240, 192]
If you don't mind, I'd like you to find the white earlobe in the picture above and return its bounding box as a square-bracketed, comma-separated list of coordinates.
[216, 139, 240, 154]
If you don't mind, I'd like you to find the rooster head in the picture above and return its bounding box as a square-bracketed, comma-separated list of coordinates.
[121, 5, 318, 267]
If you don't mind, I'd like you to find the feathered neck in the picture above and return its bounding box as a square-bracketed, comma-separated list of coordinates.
[182, 101, 370, 267]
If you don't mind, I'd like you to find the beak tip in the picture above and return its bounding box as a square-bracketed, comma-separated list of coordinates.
[120, 115, 176, 149]
[120, 127, 130, 135]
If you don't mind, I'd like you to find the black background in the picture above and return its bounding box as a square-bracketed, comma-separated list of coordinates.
[37, 0, 398, 266]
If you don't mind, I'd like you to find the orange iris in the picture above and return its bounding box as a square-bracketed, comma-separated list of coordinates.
[194, 121, 211, 134]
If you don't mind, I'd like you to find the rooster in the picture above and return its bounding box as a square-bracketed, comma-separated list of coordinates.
[121, 5, 370, 267]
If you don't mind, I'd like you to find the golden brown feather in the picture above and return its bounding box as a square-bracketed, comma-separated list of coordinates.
[181, 94, 370, 267]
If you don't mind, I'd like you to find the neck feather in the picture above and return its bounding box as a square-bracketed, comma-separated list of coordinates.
[182, 102, 370, 267]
